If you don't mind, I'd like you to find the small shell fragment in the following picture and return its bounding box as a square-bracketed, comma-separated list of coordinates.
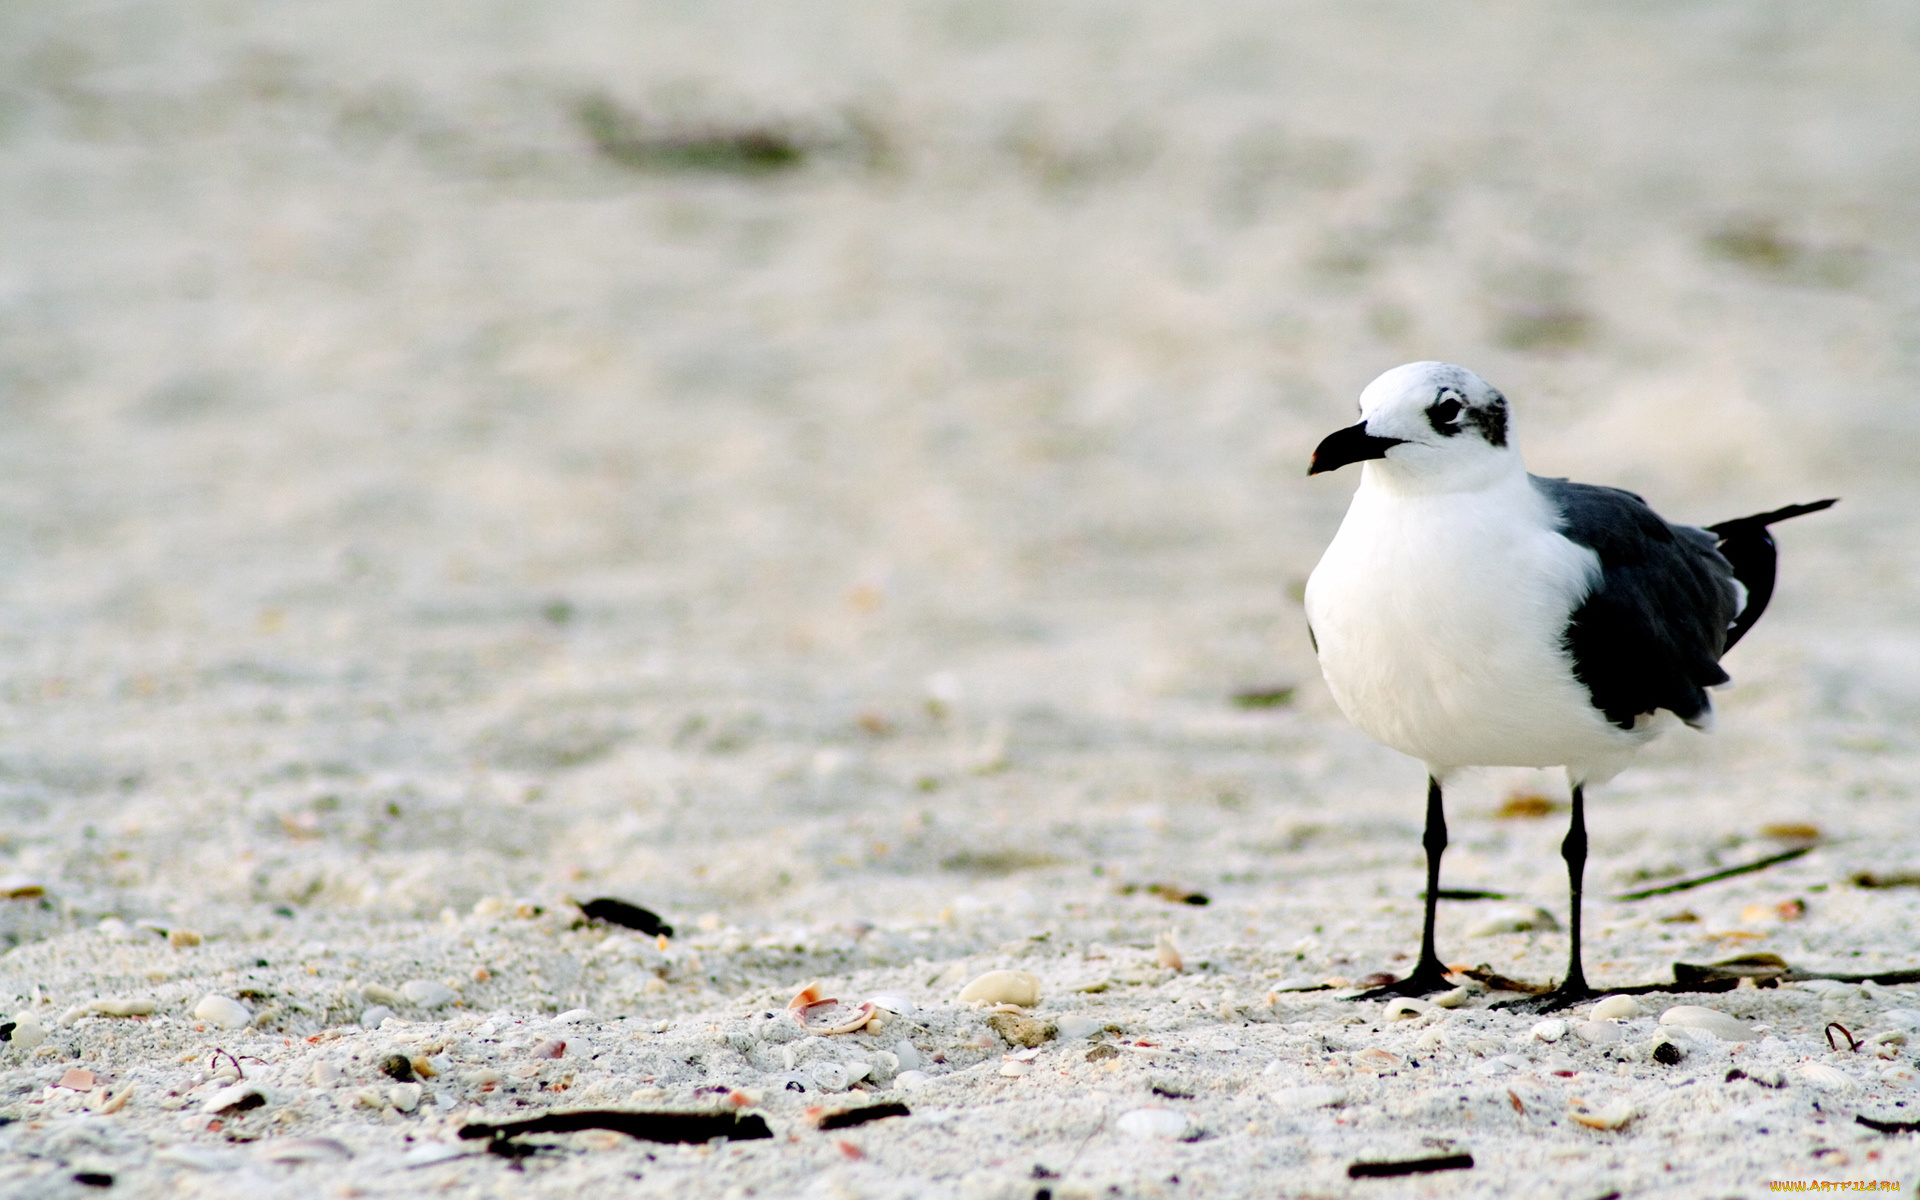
[1353, 1048, 1402, 1072]
[193, 994, 252, 1030]
[1115, 1108, 1190, 1139]
[388, 1082, 423, 1111]
[1383, 997, 1436, 1021]
[1431, 986, 1473, 1009]
[1568, 1099, 1635, 1130]
[998, 1060, 1032, 1077]
[957, 970, 1042, 1007]
[868, 994, 917, 1015]
[1589, 995, 1640, 1021]
[1530, 1019, 1568, 1043]
[1658, 1006, 1758, 1042]
[1574, 1021, 1623, 1045]
[1155, 931, 1184, 973]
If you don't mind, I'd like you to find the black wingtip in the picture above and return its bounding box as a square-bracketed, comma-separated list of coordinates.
[1706, 497, 1837, 535]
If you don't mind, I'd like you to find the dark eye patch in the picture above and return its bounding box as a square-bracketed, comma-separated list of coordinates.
[1425, 394, 1464, 435]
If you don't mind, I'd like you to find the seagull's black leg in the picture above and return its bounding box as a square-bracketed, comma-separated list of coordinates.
[1494, 783, 1597, 1013]
[1353, 776, 1456, 1000]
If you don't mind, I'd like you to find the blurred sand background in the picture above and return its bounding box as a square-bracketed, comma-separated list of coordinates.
[3, 2, 1920, 1196]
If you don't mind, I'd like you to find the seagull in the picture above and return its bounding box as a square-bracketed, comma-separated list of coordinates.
[1303, 361, 1834, 1011]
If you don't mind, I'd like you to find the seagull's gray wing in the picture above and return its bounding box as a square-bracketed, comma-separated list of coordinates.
[1530, 476, 1739, 731]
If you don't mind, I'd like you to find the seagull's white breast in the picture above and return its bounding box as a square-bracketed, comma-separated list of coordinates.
[1304, 467, 1651, 776]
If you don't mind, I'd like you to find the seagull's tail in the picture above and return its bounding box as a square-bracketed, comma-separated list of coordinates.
[1706, 497, 1838, 651]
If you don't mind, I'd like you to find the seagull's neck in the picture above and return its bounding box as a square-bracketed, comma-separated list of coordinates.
[1358, 450, 1528, 500]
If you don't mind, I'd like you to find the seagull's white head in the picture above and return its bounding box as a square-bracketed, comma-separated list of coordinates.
[1309, 361, 1519, 492]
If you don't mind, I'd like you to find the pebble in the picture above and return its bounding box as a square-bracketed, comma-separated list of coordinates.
[401, 980, 456, 1008]
[1590, 995, 1641, 1020]
[1116, 1108, 1190, 1139]
[201, 1083, 267, 1115]
[1574, 1021, 1623, 1045]
[957, 970, 1042, 1007]
[360, 1005, 397, 1028]
[893, 1070, 932, 1090]
[1269, 1085, 1345, 1111]
[85, 997, 157, 1019]
[1530, 1019, 1568, 1043]
[986, 1013, 1055, 1048]
[869, 995, 917, 1015]
[1054, 1015, 1102, 1040]
[998, 1060, 1032, 1077]
[389, 1082, 424, 1111]
[1658, 1006, 1758, 1041]
[168, 928, 203, 949]
[193, 994, 252, 1030]
[378, 1054, 415, 1081]
[6, 1018, 47, 1050]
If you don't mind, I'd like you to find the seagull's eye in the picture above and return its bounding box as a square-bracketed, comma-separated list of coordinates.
[1426, 396, 1463, 434]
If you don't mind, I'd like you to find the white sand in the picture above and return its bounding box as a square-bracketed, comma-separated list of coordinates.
[4, 1, 1920, 1195]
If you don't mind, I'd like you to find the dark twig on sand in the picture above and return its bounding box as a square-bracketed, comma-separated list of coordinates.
[1348, 1153, 1474, 1178]
[1612, 847, 1810, 901]
[459, 1110, 772, 1146]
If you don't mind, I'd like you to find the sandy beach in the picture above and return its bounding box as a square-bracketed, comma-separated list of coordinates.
[4, 2, 1920, 1196]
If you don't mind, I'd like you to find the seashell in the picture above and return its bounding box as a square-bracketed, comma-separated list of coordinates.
[1589, 995, 1640, 1021]
[1796, 1062, 1854, 1091]
[1115, 1108, 1190, 1139]
[388, 1082, 423, 1112]
[193, 994, 252, 1030]
[1530, 1019, 1567, 1043]
[998, 1060, 1031, 1077]
[359, 1005, 397, 1028]
[1568, 1098, 1635, 1130]
[1658, 1006, 1758, 1041]
[96, 1085, 134, 1114]
[894, 1070, 933, 1089]
[361, 983, 403, 1006]
[401, 980, 455, 1008]
[1432, 986, 1474, 1009]
[1415, 1028, 1445, 1050]
[88, 997, 157, 1018]
[788, 980, 877, 1034]
[201, 1083, 267, 1115]
[1353, 1048, 1401, 1072]
[868, 994, 916, 1015]
[957, 970, 1042, 1007]
[1383, 998, 1435, 1021]
[1054, 1015, 1102, 1040]
[1574, 1021, 1623, 1045]
[1269, 1084, 1345, 1111]
[6, 1017, 46, 1050]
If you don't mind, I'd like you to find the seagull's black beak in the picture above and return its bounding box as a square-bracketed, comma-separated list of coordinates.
[1308, 422, 1406, 476]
